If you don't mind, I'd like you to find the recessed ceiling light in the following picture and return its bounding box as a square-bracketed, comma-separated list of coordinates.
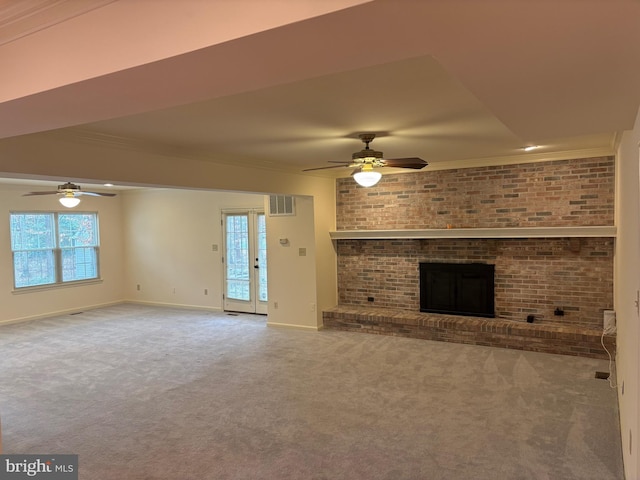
[103, 183, 114, 187]
[523, 146, 539, 152]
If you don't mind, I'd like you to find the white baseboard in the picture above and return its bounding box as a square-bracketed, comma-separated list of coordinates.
[0, 300, 125, 327]
[267, 321, 321, 332]
[124, 300, 223, 313]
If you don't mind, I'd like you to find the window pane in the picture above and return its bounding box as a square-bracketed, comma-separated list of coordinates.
[58, 214, 99, 283]
[257, 214, 268, 302]
[10, 213, 56, 251]
[62, 247, 98, 282]
[226, 215, 250, 301]
[227, 279, 250, 302]
[58, 214, 98, 247]
[10, 212, 100, 289]
[13, 250, 56, 288]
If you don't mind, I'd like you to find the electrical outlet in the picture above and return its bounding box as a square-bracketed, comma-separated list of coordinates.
[274, 301, 279, 309]
[204, 289, 208, 295]
[136, 284, 140, 291]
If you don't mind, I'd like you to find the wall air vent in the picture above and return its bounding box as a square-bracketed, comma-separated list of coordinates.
[269, 195, 295, 216]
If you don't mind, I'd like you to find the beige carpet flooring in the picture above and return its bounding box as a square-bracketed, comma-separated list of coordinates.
[0, 304, 624, 479]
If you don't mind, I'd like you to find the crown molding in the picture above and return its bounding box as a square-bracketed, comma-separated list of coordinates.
[330, 146, 616, 179]
[42, 128, 300, 174]
[610, 131, 623, 152]
[421, 147, 615, 172]
[51, 128, 198, 157]
[0, 0, 116, 47]
[48, 127, 616, 178]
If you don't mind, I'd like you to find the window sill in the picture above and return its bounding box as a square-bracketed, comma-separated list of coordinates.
[12, 278, 104, 295]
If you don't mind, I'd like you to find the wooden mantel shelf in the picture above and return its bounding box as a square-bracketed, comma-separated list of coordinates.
[329, 226, 617, 240]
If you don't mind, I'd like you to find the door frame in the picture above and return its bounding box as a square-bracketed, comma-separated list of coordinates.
[221, 208, 268, 314]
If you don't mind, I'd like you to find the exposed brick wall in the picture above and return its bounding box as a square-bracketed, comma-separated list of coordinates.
[336, 156, 614, 229]
[337, 238, 613, 327]
[334, 156, 615, 329]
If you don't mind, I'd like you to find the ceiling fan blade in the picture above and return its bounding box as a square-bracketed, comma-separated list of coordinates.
[23, 191, 60, 196]
[77, 192, 117, 197]
[383, 157, 428, 169]
[303, 164, 353, 172]
[306, 135, 428, 173]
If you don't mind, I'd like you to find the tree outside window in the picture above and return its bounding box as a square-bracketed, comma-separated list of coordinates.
[10, 212, 100, 289]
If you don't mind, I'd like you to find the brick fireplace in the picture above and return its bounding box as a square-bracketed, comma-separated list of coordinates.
[323, 156, 616, 358]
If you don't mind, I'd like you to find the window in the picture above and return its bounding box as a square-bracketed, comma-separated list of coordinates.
[10, 212, 100, 289]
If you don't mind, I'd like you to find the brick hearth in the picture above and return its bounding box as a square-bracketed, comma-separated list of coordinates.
[323, 305, 615, 359]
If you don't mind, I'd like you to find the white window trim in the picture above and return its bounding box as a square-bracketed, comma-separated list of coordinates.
[11, 278, 104, 295]
[10, 211, 102, 290]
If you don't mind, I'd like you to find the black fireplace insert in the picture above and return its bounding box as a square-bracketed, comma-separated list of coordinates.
[419, 262, 495, 318]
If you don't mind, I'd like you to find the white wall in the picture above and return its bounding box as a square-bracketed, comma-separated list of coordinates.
[615, 105, 640, 480]
[266, 195, 320, 329]
[122, 188, 264, 309]
[122, 189, 331, 330]
[0, 183, 125, 324]
[0, 132, 338, 330]
[1, 180, 335, 332]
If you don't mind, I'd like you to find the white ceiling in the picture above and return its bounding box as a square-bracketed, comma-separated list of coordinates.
[0, 0, 639, 184]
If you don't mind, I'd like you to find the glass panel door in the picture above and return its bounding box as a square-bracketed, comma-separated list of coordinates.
[255, 213, 268, 314]
[223, 211, 267, 314]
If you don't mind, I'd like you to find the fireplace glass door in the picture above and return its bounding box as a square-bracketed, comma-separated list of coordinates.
[420, 262, 495, 318]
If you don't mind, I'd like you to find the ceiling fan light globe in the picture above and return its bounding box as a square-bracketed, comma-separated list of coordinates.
[59, 196, 81, 208]
[353, 170, 382, 187]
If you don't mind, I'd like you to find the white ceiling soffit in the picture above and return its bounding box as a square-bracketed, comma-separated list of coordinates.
[74, 55, 614, 172]
[0, 0, 637, 177]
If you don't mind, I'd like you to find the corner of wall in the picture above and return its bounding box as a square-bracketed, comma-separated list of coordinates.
[614, 106, 640, 480]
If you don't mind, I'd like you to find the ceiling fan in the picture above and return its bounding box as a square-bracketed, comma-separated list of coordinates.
[23, 182, 117, 208]
[303, 133, 428, 187]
